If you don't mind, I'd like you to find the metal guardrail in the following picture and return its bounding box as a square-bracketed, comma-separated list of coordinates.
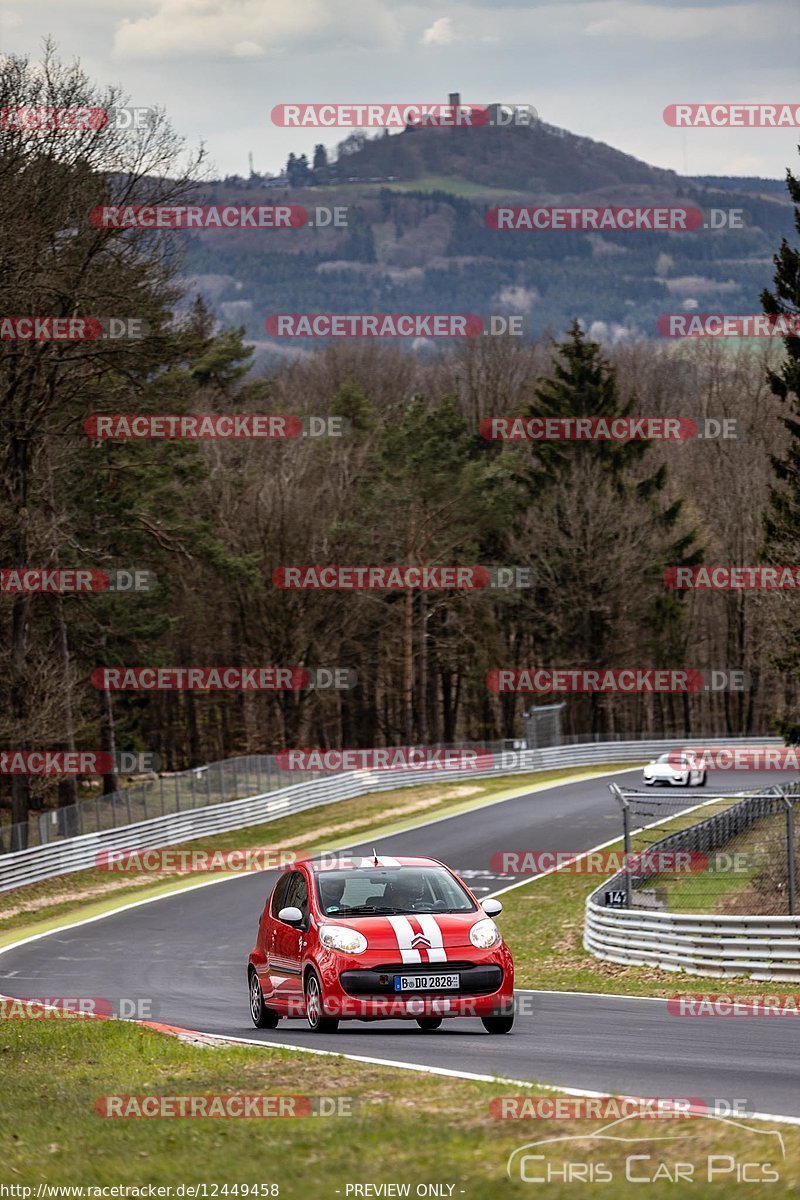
[0, 736, 781, 894]
[584, 906, 800, 982]
[585, 778, 800, 981]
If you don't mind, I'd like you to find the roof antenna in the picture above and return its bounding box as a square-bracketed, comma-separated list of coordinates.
[372, 846, 379, 865]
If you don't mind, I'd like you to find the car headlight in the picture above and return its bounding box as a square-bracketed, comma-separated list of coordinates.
[319, 925, 368, 954]
[469, 918, 500, 949]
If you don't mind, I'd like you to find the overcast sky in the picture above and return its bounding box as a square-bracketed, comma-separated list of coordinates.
[3, 0, 798, 180]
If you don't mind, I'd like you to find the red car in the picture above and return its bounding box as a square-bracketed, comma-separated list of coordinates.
[247, 853, 515, 1033]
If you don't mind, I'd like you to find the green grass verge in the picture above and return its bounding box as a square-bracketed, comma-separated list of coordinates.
[377, 174, 530, 198]
[0, 764, 642, 944]
[1, 1018, 796, 1196]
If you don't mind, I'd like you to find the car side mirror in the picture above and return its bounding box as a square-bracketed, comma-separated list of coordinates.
[482, 898, 503, 916]
[278, 905, 304, 926]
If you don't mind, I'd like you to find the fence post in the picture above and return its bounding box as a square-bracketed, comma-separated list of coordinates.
[610, 783, 632, 909]
[785, 793, 796, 917]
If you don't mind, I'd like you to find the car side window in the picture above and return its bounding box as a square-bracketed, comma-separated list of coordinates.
[284, 872, 309, 926]
[296, 877, 309, 924]
[270, 872, 292, 918]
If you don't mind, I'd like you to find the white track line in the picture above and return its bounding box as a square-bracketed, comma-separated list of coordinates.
[146, 1025, 800, 1129]
[4, 994, 800, 1127]
[487, 789, 752, 898]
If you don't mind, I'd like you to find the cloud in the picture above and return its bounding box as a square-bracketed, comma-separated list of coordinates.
[422, 16, 456, 44]
[112, 0, 400, 59]
[232, 40, 264, 57]
[497, 284, 539, 310]
[583, 1, 776, 40]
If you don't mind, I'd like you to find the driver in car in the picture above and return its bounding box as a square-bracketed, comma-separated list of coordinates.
[319, 877, 346, 914]
[385, 872, 426, 911]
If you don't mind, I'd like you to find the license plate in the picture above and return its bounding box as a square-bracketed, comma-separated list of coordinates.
[393, 973, 460, 991]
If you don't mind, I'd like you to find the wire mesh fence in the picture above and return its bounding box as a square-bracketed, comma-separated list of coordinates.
[0, 756, 318, 853]
[611, 780, 800, 916]
[0, 738, 528, 854]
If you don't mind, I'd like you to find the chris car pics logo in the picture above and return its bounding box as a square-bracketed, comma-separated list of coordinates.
[506, 1113, 784, 1185]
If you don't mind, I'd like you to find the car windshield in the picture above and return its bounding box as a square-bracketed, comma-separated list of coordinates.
[313, 866, 477, 917]
[657, 753, 685, 764]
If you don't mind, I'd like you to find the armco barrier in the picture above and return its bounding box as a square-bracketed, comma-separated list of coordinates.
[584, 905, 800, 983]
[0, 736, 782, 894]
[584, 777, 800, 982]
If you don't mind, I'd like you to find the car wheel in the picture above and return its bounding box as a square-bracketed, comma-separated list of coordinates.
[416, 1016, 443, 1032]
[481, 1012, 514, 1034]
[698, 772, 707, 787]
[304, 970, 339, 1033]
[249, 969, 280, 1029]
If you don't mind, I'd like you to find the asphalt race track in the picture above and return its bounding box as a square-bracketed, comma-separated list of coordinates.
[4, 766, 800, 1117]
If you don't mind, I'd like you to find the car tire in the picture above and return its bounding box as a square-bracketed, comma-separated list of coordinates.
[416, 1016, 443, 1032]
[249, 969, 280, 1029]
[304, 970, 339, 1033]
[698, 772, 707, 787]
[481, 1012, 514, 1034]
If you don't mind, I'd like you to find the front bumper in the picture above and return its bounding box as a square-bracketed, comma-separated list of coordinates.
[312, 944, 514, 1020]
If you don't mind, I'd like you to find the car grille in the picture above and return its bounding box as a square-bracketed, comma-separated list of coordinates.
[340, 963, 504, 997]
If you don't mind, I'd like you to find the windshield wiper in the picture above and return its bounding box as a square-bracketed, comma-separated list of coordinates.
[338, 904, 396, 915]
[410, 907, 469, 914]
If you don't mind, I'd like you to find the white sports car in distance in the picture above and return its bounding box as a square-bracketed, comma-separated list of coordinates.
[642, 752, 707, 787]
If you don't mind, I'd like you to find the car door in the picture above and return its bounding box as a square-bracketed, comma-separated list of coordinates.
[258, 873, 291, 1002]
[270, 870, 308, 1011]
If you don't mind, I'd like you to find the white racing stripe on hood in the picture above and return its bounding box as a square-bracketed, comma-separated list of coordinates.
[414, 914, 448, 962]
[387, 915, 422, 963]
